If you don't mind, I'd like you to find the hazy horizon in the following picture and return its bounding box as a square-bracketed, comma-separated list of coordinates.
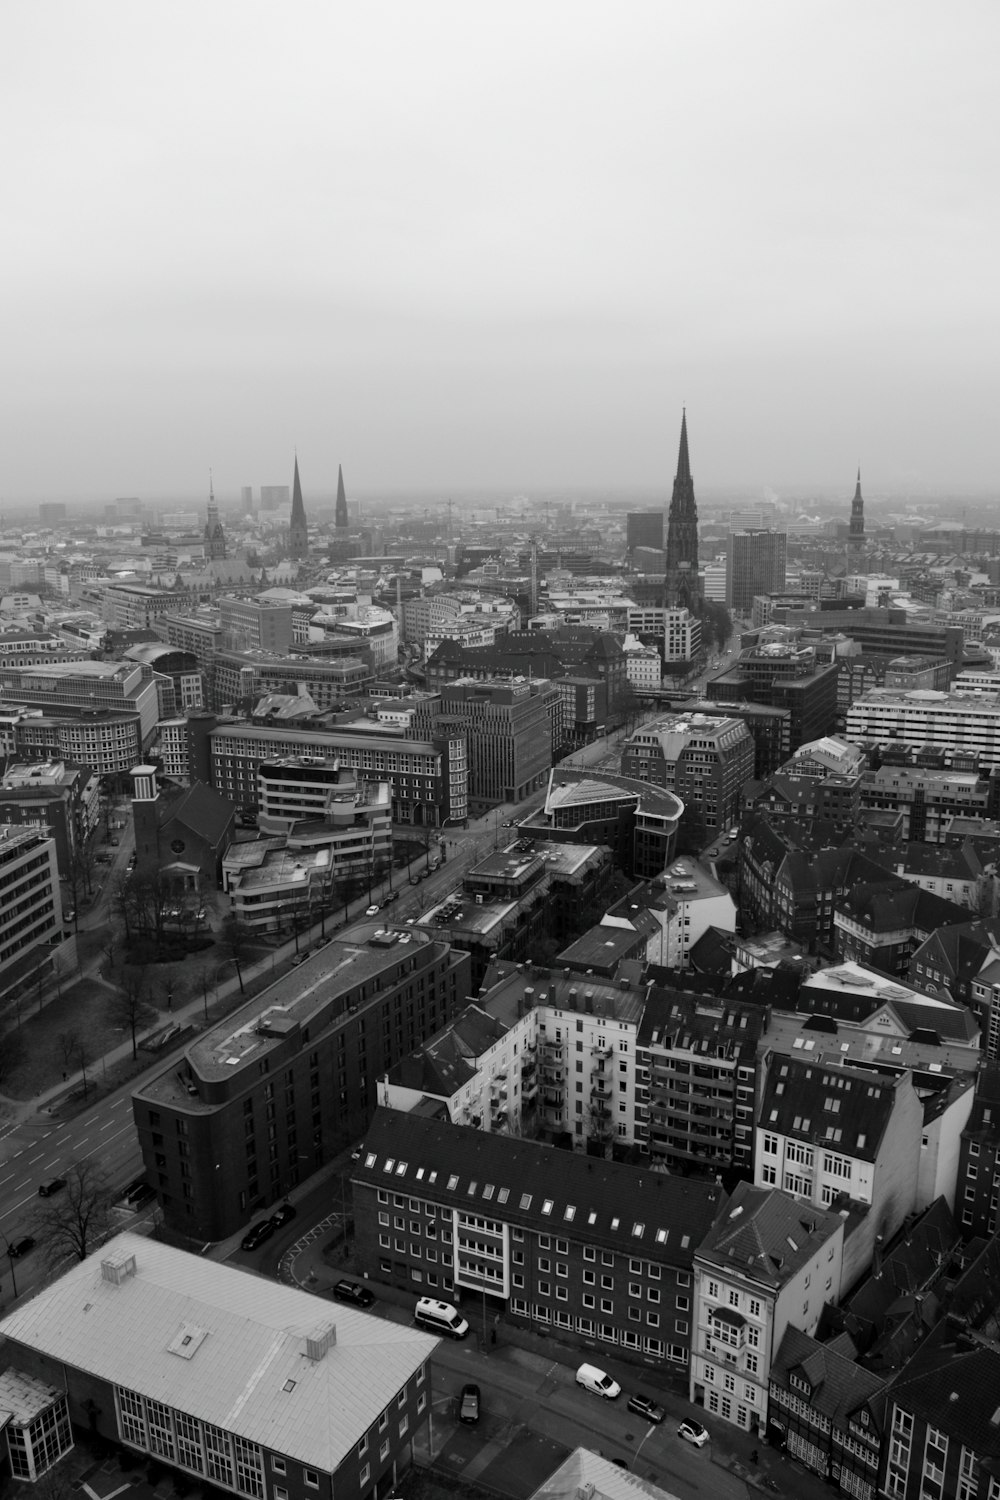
[4, 3, 999, 504]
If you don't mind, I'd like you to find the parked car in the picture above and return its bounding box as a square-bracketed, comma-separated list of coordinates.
[270, 1202, 297, 1229]
[409, 877, 421, 886]
[365, 904, 380, 917]
[333, 1279, 375, 1308]
[240, 1219, 276, 1253]
[626, 1393, 665, 1424]
[576, 1363, 621, 1400]
[678, 1419, 709, 1447]
[382, 891, 399, 904]
[62, 911, 75, 924]
[8, 1237, 36, 1259]
[459, 1383, 481, 1424]
[38, 1178, 67, 1198]
[290, 953, 306, 966]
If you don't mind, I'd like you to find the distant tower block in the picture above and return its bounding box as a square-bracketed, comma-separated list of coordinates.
[289, 456, 309, 560]
[664, 409, 701, 610]
[335, 464, 348, 531]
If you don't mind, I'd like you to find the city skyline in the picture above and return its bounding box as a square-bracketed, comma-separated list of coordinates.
[3, 3, 998, 502]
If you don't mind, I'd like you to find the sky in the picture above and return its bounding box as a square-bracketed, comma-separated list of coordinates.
[3, 1, 999, 505]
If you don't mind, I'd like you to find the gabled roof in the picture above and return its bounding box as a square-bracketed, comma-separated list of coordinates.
[356, 1108, 722, 1263]
[0, 1234, 435, 1474]
[160, 779, 235, 847]
[771, 1324, 887, 1431]
[697, 1181, 843, 1289]
[759, 1054, 904, 1161]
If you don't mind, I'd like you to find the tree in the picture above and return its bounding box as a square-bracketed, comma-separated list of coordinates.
[0, 1029, 26, 1089]
[109, 963, 150, 1060]
[31, 1158, 114, 1265]
[221, 914, 251, 994]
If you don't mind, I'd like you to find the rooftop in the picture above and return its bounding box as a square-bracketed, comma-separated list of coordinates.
[0, 1233, 435, 1474]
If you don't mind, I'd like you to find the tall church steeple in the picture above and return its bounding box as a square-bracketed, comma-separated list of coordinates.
[289, 455, 309, 560]
[664, 409, 701, 610]
[204, 471, 227, 561]
[334, 464, 348, 531]
[847, 467, 866, 572]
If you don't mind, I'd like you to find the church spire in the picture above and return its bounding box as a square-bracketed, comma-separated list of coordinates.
[289, 455, 309, 560]
[664, 408, 701, 610]
[335, 464, 348, 531]
[204, 468, 226, 560]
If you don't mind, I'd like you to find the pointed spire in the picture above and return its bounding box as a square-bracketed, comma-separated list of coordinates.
[676, 407, 691, 482]
[289, 455, 309, 560]
[854, 467, 862, 500]
[335, 463, 348, 530]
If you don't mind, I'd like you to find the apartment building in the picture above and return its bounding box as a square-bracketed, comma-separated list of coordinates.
[754, 1054, 924, 1287]
[0, 758, 100, 873]
[690, 1183, 845, 1434]
[0, 1234, 436, 1498]
[353, 1108, 723, 1371]
[636, 992, 766, 1175]
[131, 926, 471, 1241]
[621, 711, 754, 836]
[860, 763, 991, 841]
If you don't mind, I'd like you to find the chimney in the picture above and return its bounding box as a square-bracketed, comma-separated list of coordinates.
[101, 1251, 138, 1285]
[304, 1322, 337, 1360]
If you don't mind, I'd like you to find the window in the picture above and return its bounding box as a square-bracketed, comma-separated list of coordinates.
[304, 1471, 319, 1489]
[271, 1459, 286, 1475]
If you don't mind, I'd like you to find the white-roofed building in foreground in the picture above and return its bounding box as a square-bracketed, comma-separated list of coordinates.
[0, 1233, 436, 1497]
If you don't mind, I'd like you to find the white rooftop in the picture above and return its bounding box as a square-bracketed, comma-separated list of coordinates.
[0, 1233, 436, 1473]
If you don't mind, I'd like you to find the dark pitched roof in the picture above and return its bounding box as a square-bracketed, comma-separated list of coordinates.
[759, 1054, 903, 1161]
[771, 1325, 887, 1432]
[160, 780, 236, 848]
[697, 1181, 843, 1289]
[889, 1347, 1000, 1463]
[355, 1108, 723, 1263]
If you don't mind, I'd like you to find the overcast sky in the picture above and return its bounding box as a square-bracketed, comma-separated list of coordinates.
[3, 2, 998, 505]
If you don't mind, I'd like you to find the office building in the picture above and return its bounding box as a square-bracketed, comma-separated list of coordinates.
[0, 826, 62, 991]
[208, 721, 465, 826]
[132, 924, 471, 1240]
[627, 510, 664, 554]
[846, 687, 1000, 769]
[519, 767, 683, 878]
[439, 677, 559, 807]
[621, 711, 754, 837]
[0, 758, 100, 874]
[38, 502, 67, 527]
[707, 643, 839, 753]
[726, 530, 787, 613]
[104, 582, 190, 630]
[259, 483, 290, 510]
[0, 1233, 435, 1496]
[219, 597, 294, 653]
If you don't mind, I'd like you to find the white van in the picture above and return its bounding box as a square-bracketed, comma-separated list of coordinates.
[575, 1363, 621, 1400]
[414, 1296, 470, 1339]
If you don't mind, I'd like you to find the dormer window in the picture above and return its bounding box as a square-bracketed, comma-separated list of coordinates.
[790, 1372, 810, 1396]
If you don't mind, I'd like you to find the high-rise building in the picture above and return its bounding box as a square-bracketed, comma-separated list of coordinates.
[259, 484, 289, 510]
[664, 410, 701, 609]
[240, 484, 253, 513]
[335, 462, 348, 531]
[288, 457, 309, 560]
[203, 475, 227, 561]
[726, 529, 787, 612]
[847, 467, 866, 572]
[627, 510, 664, 553]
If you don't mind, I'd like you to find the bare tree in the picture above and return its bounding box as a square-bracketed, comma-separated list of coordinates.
[109, 963, 149, 1060]
[0, 1029, 26, 1089]
[31, 1158, 114, 1265]
[57, 1029, 81, 1076]
[221, 914, 250, 994]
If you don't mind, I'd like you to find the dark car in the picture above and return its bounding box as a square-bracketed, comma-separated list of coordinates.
[270, 1202, 297, 1229]
[8, 1237, 36, 1259]
[121, 1173, 154, 1208]
[38, 1178, 67, 1198]
[459, 1383, 481, 1424]
[332, 1279, 375, 1308]
[626, 1393, 666, 1425]
[383, 891, 399, 904]
[241, 1219, 276, 1253]
[409, 876, 421, 886]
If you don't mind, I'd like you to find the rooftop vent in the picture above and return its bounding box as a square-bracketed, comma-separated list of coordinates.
[304, 1322, 337, 1361]
[101, 1250, 138, 1286]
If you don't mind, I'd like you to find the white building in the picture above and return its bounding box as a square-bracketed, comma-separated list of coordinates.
[691, 1183, 845, 1434]
[845, 687, 1000, 769]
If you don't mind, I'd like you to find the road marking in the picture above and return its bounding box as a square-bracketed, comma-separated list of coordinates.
[28, 1152, 46, 1163]
[100, 1120, 117, 1131]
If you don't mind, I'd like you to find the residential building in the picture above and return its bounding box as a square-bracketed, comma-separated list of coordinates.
[955, 1065, 1000, 1237]
[621, 711, 755, 839]
[755, 1054, 924, 1286]
[691, 1182, 845, 1434]
[767, 1324, 888, 1495]
[131, 925, 471, 1240]
[636, 991, 766, 1175]
[0, 1233, 436, 1496]
[833, 880, 969, 978]
[353, 1107, 723, 1370]
[726, 530, 787, 612]
[860, 763, 991, 842]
